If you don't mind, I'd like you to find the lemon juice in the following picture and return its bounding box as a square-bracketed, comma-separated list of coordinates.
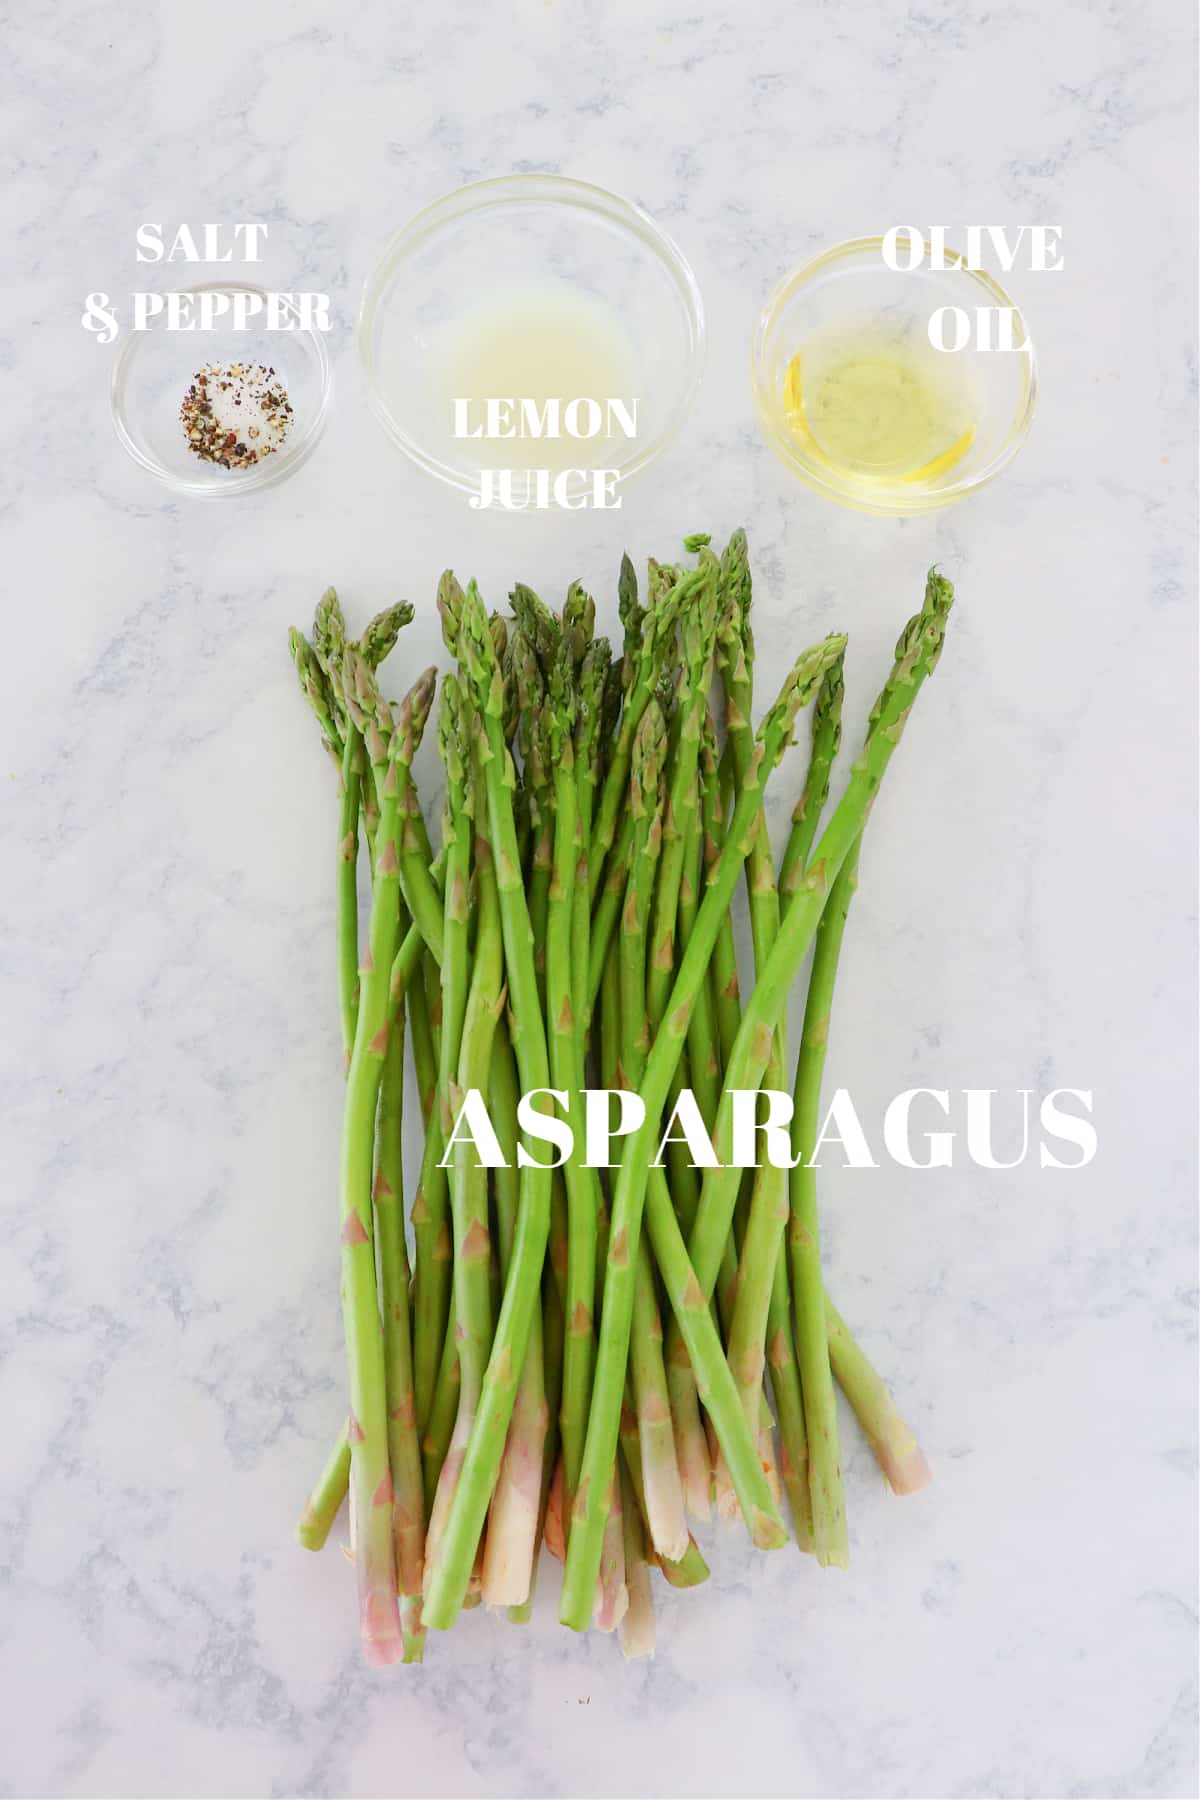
[432, 283, 639, 472]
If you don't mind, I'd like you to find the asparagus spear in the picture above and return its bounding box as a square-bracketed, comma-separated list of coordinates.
[618, 1460, 656, 1660]
[510, 623, 554, 1003]
[618, 704, 688, 1562]
[425, 690, 501, 1577]
[375, 952, 426, 1603]
[683, 571, 955, 1564]
[779, 636, 929, 1521]
[540, 617, 601, 1520]
[410, 686, 469, 1433]
[780, 654, 844, 910]
[422, 1301, 460, 1510]
[574, 634, 610, 1066]
[825, 1297, 932, 1494]
[289, 624, 360, 1053]
[588, 562, 696, 904]
[645, 551, 719, 1029]
[713, 532, 792, 1523]
[295, 1426, 351, 1552]
[422, 581, 555, 1631]
[782, 835, 860, 1563]
[699, 710, 743, 1070]
[337, 657, 436, 1665]
[482, 1017, 550, 1607]
[560, 632, 845, 1629]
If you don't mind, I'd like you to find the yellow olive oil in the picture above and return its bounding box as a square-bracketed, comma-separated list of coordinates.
[783, 327, 976, 490]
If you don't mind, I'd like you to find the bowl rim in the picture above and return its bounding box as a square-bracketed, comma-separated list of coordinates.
[751, 234, 1038, 515]
[109, 281, 333, 498]
[356, 173, 707, 496]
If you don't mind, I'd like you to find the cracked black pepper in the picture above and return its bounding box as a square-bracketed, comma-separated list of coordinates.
[180, 363, 293, 469]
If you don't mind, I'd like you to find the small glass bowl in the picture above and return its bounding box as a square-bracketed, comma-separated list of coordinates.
[357, 175, 705, 499]
[110, 282, 332, 497]
[752, 237, 1037, 515]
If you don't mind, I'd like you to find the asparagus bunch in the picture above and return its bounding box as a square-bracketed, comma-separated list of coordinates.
[288, 544, 944, 1664]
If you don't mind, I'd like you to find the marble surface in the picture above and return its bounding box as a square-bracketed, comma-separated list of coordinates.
[2, 2, 1197, 1796]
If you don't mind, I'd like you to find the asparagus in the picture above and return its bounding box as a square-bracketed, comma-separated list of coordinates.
[412, 683, 472, 1430]
[618, 1460, 656, 1660]
[711, 532, 793, 1522]
[618, 1400, 710, 1588]
[618, 705, 688, 1562]
[780, 654, 844, 911]
[684, 571, 954, 1562]
[699, 710, 743, 1070]
[375, 953, 425, 1602]
[790, 829, 933, 1499]
[337, 658, 436, 1665]
[422, 1301, 460, 1510]
[422, 581, 555, 1631]
[560, 632, 844, 1629]
[594, 1467, 628, 1632]
[425, 691, 501, 1574]
[588, 562, 696, 903]
[539, 613, 600, 1519]
[510, 619, 554, 1002]
[825, 1297, 932, 1494]
[296, 1426, 351, 1552]
[784, 834, 859, 1564]
[573, 624, 609, 1066]
[288, 549, 950, 1664]
[482, 1017, 550, 1607]
[778, 631, 930, 1538]
[645, 551, 719, 1030]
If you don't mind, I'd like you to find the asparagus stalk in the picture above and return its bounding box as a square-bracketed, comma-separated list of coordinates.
[482, 1017, 550, 1607]
[505, 1265, 564, 1623]
[588, 561, 696, 902]
[825, 1297, 932, 1494]
[618, 705, 688, 1562]
[337, 657, 436, 1665]
[509, 592, 555, 1005]
[295, 1426, 351, 1551]
[593, 1468, 628, 1633]
[713, 532, 792, 1522]
[422, 1300, 460, 1510]
[765, 1267, 815, 1553]
[699, 710, 743, 1071]
[780, 654, 844, 911]
[422, 581, 555, 1631]
[573, 623, 609, 1066]
[539, 613, 601, 1519]
[646, 565, 724, 1520]
[375, 956, 425, 1601]
[618, 1460, 656, 1660]
[784, 834, 860, 1564]
[289, 623, 344, 771]
[618, 1401, 710, 1588]
[684, 572, 955, 1563]
[586, 804, 638, 1020]
[560, 633, 844, 1628]
[425, 690, 501, 1577]
[645, 551, 719, 1029]
[412, 682, 473, 1431]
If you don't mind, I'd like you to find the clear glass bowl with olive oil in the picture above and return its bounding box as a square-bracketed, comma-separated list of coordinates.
[752, 237, 1036, 515]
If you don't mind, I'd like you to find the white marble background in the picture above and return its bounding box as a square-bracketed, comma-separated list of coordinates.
[1, 2, 1196, 1796]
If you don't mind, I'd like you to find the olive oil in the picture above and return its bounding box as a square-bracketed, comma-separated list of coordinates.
[783, 326, 976, 490]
